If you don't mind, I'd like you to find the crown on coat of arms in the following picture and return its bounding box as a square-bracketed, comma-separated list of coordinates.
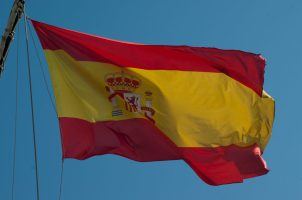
[105, 71, 141, 92]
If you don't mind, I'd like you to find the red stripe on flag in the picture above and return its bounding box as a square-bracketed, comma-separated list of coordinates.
[182, 145, 268, 185]
[59, 117, 180, 161]
[59, 117, 268, 185]
[31, 20, 265, 96]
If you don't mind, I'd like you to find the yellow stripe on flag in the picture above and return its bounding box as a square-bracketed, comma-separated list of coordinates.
[45, 50, 274, 150]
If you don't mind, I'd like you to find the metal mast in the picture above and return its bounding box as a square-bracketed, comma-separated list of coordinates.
[0, 0, 25, 76]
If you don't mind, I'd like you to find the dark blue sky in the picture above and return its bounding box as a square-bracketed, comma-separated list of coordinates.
[0, 0, 301, 199]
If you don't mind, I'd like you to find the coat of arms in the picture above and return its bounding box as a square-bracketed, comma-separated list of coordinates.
[104, 71, 155, 123]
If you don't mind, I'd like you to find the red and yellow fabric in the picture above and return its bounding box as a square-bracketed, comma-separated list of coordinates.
[31, 20, 275, 185]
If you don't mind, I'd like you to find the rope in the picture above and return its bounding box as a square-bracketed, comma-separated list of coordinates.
[11, 22, 20, 200]
[58, 160, 65, 200]
[24, 13, 40, 200]
[26, 17, 65, 200]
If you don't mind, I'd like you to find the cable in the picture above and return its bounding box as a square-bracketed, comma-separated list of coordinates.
[24, 13, 40, 200]
[11, 21, 20, 200]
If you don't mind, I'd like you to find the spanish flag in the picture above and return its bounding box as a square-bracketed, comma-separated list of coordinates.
[31, 20, 274, 185]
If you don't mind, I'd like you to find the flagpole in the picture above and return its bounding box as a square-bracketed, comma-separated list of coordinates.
[24, 13, 41, 200]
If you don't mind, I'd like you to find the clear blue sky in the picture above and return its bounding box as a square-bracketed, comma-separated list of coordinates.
[0, 0, 300, 199]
